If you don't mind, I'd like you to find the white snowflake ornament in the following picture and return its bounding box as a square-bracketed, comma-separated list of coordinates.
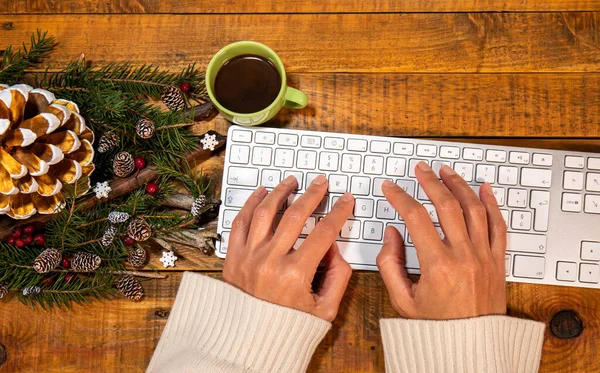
[159, 250, 178, 268]
[200, 133, 218, 151]
[93, 181, 112, 199]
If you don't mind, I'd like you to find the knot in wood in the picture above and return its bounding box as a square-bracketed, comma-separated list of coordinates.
[0, 343, 6, 366]
[550, 310, 583, 339]
[155, 309, 170, 318]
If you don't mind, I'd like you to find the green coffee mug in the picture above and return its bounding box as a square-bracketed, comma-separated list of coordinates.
[205, 41, 307, 126]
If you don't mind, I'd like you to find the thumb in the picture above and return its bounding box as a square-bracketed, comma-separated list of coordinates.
[376, 225, 414, 316]
[314, 242, 352, 322]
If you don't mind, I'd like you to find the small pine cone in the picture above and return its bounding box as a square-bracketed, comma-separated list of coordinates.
[22, 286, 41, 296]
[33, 248, 62, 274]
[0, 283, 8, 299]
[117, 275, 144, 301]
[113, 151, 135, 178]
[98, 131, 118, 153]
[127, 218, 152, 242]
[127, 248, 147, 268]
[136, 118, 155, 139]
[161, 86, 185, 111]
[71, 252, 102, 272]
[191, 195, 207, 217]
[108, 211, 130, 224]
[101, 225, 118, 247]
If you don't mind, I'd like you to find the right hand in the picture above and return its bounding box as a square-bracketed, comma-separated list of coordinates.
[377, 162, 507, 320]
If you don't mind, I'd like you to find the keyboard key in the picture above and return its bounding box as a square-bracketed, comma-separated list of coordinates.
[364, 155, 385, 175]
[563, 171, 584, 190]
[532, 153, 553, 166]
[417, 185, 430, 201]
[416, 144, 437, 158]
[314, 196, 328, 214]
[511, 210, 532, 231]
[301, 216, 316, 235]
[453, 162, 474, 182]
[586, 173, 600, 192]
[581, 241, 600, 261]
[408, 159, 429, 177]
[229, 144, 250, 164]
[507, 232, 547, 254]
[363, 221, 384, 241]
[251, 146, 272, 166]
[305, 172, 326, 189]
[278, 133, 299, 146]
[340, 219, 361, 239]
[376, 200, 396, 219]
[347, 139, 368, 152]
[506, 255, 511, 276]
[463, 148, 484, 161]
[297, 150, 317, 169]
[556, 261, 577, 282]
[301, 135, 321, 148]
[283, 171, 303, 190]
[513, 255, 545, 279]
[579, 263, 600, 283]
[498, 166, 518, 186]
[231, 129, 252, 143]
[335, 240, 384, 267]
[440, 146, 460, 159]
[261, 169, 281, 188]
[500, 209, 509, 226]
[422, 203, 439, 223]
[509, 151, 530, 165]
[371, 140, 391, 154]
[507, 188, 527, 208]
[341, 154, 362, 173]
[585, 195, 600, 214]
[565, 156, 585, 169]
[393, 142, 414, 156]
[475, 164, 496, 183]
[324, 137, 344, 150]
[589, 158, 600, 170]
[227, 166, 258, 187]
[530, 190, 550, 231]
[255, 131, 275, 144]
[395, 180, 416, 197]
[222, 210, 239, 229]
[520, 168, 552, 188]
[318, 152, 339, 171]
[562, 193, 582, 212]
[431, 160, 451, 177]
[385, 157, 406, 177]
[274, 148, 295, 168]
[328, 174, 348, 193]
[372, 178, 392, 197]
[387, 223, 406, 238]
[224, 188, 254, 207]
[492, 187, 505, 206]
[350, 176, 371, 196]
[486, 150, 507, 163]
[218, 231, 230, 254]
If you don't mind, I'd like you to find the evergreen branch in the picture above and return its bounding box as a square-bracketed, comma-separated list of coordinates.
[0, 30, 56, 84]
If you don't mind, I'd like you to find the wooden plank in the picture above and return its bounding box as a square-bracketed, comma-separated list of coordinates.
[2, 0, 600, 13]
[1, 271, 599, 372]
[1, 14, 600, 73]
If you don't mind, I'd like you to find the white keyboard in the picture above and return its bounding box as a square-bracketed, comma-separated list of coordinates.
[217, 125, 600, 289]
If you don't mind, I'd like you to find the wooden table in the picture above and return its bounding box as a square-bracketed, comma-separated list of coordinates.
[2, 1, 600, 372]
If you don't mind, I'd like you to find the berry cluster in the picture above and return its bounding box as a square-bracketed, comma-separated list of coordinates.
[7, 225, 46, 248]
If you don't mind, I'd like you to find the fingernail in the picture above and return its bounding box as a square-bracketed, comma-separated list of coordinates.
[384, 226, 392, 242]
[311, 174, 326, 186]
[483, 182, 494, 195]
[282, 175, 297, 186]
[340, 192, 354, 202]
[440, 164, 456, 176]
[417, 161, 431, 171]
[382, 179, 396, 189]
[254, 186, 267, 197]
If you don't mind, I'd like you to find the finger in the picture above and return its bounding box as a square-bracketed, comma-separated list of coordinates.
[226, 186, 268, 260]
[314, 242, 352, 322]
[376, 226, 414, 316]
[382, 179, 443, 264]
[439, 165, 489, 250]
[479, 183, 507, 262]
[294, 193, 354, 268]
[271, 174, 328, 251]
[414, 161, 470, 246]
[246, 175, 297, 247]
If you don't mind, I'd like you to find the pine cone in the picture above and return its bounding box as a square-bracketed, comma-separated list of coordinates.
[117, 275, 144, 301]
[71, 252, 102, 272]
[101, 225, 117, 247]
[98, 131, 118, 153]
[0, 283, 8, 299]
[191, 195, 207, 217]
[0, 84, 95, 219]
[22, 285, 41, 296]
[108, 211, 130, 224]
[33, 248, 62, 273]
[135, 118, 155, 140]
[127, 218, 152, 241]
[161, 86, 185, 111]
[113, 151, 135, 178]
[127, 248, 147, 268]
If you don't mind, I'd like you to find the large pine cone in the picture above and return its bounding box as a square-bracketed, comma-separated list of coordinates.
[71, 252, 102, 272]
[0, 283, 8, 299]
[127, 248, 147, 268]
[127, 218, 152, 241]
[161, 86, 185, 111]
[117, 275, 144, 301]
[113, 151, 134, 178]
[33, 248, 62, 273]
[0, 84, 95, 219]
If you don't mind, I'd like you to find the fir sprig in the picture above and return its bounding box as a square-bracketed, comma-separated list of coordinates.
[0, 30, 56, 84]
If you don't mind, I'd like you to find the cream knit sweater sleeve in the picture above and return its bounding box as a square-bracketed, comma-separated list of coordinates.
[147, 272, 545, 373]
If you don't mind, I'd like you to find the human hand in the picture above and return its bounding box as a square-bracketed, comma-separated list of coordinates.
[223, 175, 355, 322]
[377, 162, 507, 320]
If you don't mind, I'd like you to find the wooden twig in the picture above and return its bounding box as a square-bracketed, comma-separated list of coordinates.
[160, 193, 195, 210]
[111, 270, 168, 279]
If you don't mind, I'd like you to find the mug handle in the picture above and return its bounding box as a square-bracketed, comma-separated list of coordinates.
[283, 87, 308, 109]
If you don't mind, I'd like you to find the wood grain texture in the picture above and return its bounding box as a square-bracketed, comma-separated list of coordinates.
[1, 272, 599, 373]
[2, 0, 600, 13]
[1, 13, 600, 73]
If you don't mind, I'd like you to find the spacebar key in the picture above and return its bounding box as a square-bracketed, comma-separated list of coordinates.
[507, 232, 547, 254]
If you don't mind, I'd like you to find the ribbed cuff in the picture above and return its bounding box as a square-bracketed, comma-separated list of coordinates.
[380, 315, 545, 373]
[147, 272, 331, 373]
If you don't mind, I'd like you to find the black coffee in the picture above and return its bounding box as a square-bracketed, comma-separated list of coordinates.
[214, 54, 281, 114]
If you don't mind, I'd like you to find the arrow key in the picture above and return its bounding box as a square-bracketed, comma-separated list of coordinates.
[556, 261, 577, 282]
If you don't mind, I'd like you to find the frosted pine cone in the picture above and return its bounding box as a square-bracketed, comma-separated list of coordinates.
[33, 248, 62, 273]
[101, 225, 118, 247]
[0, 283, 8, 299]
[117, 275, 144, 301]
[97, 131, 118, 153]
[22, 285, 41, 296]
[71, 252, 102, 272]
[113, 151, 135, 178]
[127, 248, 147, 268]
[191, 195, 207, 217]
[108, 211, 130, 224]
[135, 118, 155, 140]
[161, 86, 185, 111]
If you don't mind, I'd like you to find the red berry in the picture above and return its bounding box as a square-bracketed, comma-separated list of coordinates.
[7, 237, 15, 245]
[11, 227, 22, 238]
[15, 239, 25, 248]
[180, 82, 192, 94]
[33, 234, 46, 246]
[145, 182, 159, 196]
[61, 256, 71, 268]
[123, 236, 136, 247]
[22, 233, 33, 245]
[65, 274, 74, 282]
[24, 225, 35, 234]
[134, 157, 147, 170]
[42, 276, 55, 287]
